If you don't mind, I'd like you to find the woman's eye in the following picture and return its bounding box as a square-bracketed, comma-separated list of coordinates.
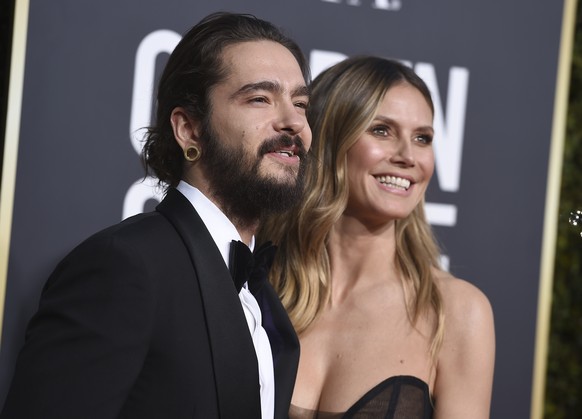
[371, 126, 390, 136]
[416, 135, 433, 145]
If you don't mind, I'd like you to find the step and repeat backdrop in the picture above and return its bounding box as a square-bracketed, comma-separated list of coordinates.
[0, 0, 571, 417]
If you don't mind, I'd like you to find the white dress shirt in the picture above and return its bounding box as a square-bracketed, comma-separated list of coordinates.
[176, 181, 275, 419]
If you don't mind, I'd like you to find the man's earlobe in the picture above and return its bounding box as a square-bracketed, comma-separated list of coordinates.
[184, 145, 201, 162]
[170, 107, 201, 150]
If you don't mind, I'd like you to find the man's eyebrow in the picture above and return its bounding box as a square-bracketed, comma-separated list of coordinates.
[291, 85, 310, 99]
[231, 81, 280, 99]
[231, 81, 309, 99]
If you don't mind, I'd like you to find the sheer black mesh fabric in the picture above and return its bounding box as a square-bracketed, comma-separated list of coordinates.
[289, 376, 432, 419]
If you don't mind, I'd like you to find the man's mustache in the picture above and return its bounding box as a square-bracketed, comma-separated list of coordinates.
[258, 134, 307, 160]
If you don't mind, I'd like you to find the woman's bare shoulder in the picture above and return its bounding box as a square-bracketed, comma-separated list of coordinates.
[431, 270, 495, 418]
[432, 269, 494, 334]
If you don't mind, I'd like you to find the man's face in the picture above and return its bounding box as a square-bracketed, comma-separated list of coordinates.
[200, 40, 312, 223]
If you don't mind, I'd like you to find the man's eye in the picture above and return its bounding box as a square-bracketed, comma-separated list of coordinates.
[249, 97, 268, 104]
[294, 101, 308, 109]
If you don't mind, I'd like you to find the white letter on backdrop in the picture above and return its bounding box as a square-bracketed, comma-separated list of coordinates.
[124, 30, 180, 219]
[414, 63, 469, 193]
[309, 49, 348, 79]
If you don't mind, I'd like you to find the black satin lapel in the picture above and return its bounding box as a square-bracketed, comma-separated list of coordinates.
[157, 189, 261, 418]
[254, 282, 300, 419]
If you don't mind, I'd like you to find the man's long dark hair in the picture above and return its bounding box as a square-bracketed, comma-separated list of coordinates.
[142, 12, 310, 189]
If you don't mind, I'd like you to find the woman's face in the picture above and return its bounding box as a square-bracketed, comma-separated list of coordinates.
[344, 82, 434, 225]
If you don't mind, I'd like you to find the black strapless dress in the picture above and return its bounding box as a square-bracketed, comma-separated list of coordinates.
[289, 375, 433, 418]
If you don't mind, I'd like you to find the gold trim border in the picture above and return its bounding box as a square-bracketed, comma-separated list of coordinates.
[531, 0, 578, 418]
[0, 0, 30, 345]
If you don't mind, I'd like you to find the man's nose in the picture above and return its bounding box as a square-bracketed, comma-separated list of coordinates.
[273, 101, 307, 136]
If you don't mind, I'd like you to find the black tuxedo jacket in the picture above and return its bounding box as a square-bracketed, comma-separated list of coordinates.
[1, 189, 299, 419]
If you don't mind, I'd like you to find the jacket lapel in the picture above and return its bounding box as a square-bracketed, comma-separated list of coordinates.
[157, 189, 261, 418]
[253, 282, 300, 419]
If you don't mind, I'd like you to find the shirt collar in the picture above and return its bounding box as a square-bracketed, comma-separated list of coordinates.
[176, 181, 254, 266]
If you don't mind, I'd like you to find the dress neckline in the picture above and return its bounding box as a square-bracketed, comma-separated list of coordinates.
[291, 375, 431, 417]
[345, 375, 430, 415]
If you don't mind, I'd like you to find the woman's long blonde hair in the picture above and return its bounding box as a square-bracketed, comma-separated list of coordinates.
[259, 56, 445, 361]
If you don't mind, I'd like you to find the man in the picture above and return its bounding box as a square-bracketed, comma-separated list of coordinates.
[1, 12, 311, 419]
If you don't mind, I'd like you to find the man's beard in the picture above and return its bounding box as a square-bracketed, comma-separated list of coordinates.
[200, 124, 308, 227]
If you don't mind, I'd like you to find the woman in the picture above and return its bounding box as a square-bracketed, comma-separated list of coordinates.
[259, 56, 495, 418]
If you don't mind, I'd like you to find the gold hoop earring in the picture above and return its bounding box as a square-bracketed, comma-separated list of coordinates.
[184, 145, 201, 162]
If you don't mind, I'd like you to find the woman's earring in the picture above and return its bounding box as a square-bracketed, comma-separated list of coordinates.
[184, 145, 201, 162]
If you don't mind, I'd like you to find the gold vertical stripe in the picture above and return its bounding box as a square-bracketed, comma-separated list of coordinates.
[531, 0, 578, 418]
[0, 0, 30, 345]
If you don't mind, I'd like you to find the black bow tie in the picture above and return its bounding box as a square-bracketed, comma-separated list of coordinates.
[229, 240, 277, 294]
